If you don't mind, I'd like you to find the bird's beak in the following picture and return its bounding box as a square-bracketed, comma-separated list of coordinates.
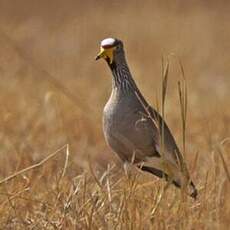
[95, 47, 106, 60]
[95, 47, 114, 64]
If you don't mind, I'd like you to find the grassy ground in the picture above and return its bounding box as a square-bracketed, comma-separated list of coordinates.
[0, 1, 229, 229]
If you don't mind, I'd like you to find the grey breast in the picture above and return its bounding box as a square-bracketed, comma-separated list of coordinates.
[103, 87, 158, 163]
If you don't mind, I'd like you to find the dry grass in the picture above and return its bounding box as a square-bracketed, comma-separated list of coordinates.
[0, 1, 230, 229]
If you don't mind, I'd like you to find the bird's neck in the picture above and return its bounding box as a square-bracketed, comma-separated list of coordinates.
[108, 58, 150, 109]
[109, 59, 136, 91]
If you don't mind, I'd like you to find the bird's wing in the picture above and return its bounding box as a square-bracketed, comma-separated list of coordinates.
[133, 89, 190, 181]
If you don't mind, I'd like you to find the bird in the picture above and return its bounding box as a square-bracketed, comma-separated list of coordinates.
[95, 37, 197, 199]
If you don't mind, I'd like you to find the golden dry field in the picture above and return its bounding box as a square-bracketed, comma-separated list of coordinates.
[0, 0, 229, 229]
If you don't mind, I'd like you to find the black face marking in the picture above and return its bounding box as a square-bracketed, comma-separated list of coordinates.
[105, 57, 110, 64]
[108, 60, 117, 70]
[113, 39, 120, 47]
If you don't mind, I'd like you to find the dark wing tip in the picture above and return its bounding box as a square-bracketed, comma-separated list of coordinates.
[190, 181, 198, 199]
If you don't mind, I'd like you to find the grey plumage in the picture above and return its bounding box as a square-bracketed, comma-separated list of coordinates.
[96, 38, 197, 199]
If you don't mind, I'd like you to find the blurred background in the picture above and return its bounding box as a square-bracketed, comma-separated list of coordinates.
[0, 0, 229, 184]
[0, 1, 230, 228]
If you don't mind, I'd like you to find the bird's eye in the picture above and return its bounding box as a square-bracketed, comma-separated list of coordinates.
[116, 45, 120, 50]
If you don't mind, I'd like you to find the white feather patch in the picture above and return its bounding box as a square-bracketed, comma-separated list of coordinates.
[101, 38, 116, 47]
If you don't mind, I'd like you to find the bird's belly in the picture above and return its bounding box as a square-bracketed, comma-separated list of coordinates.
[103, 96, 155, 162]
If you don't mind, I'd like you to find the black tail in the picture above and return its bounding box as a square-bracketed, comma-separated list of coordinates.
[140, 166, 197, 199]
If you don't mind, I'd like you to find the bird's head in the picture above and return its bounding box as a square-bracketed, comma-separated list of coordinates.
[95, 38, 124, 66]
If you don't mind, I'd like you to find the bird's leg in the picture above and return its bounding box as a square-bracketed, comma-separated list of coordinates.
[123, 161, 132, 179]
[123, 149, 138, 178]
